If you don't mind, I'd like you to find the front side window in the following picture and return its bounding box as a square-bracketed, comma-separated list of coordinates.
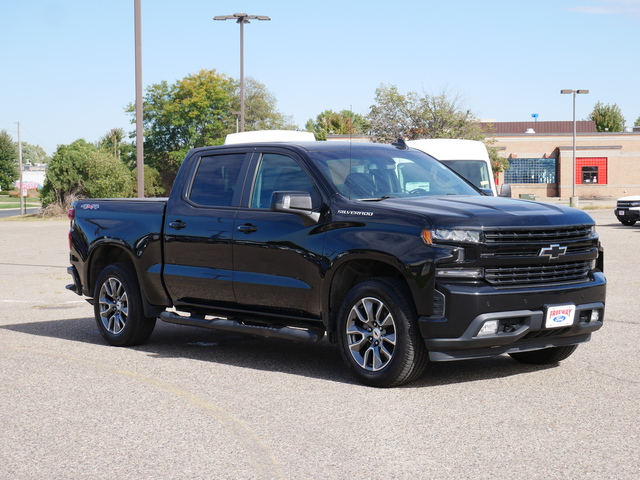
[188, 153, 245, 207]
[250, 153, 318, 209]
[309, 147, 479, 199]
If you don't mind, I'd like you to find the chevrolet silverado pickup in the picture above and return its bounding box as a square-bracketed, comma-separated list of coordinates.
[67, 140, 606, 387]
[614, 195, 640, 226]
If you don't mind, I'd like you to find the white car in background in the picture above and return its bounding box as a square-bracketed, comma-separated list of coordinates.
[614, 195, 640, 226]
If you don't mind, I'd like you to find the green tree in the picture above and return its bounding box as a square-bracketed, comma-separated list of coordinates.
[127, 70, 237, 181]
[305, 109, 370, 140]
[367, 85, 412, 143]
[40, 139, 134, 208]
[367, 85, 507, 174]
[97, 128, 131, 161]
[243, 77, 297, 131]
[96, 128, 164, 197]
[0, 130, 18, 191]
[588, 101, 626, 132]
[634, 116, 640, 127]
[368, 84, 486, 142]
[409, 89, 485, 140]
[127, 70, 296, 188]
[20, 142, 50, 165]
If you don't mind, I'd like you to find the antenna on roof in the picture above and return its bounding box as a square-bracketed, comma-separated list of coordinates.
[392, 137, 408, 150]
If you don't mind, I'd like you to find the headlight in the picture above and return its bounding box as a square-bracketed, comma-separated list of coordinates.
[422, 228, 482, 245]
[436, 267, 484, 279]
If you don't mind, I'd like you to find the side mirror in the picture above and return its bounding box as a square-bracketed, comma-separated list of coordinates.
[270, 191, 320, 225]
[499, 184, 512, 198]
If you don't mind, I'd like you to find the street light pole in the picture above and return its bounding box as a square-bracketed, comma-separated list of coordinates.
[214, 13, 270, 132]
[561, 89, 589, 207]
[134, 0, 145, 198]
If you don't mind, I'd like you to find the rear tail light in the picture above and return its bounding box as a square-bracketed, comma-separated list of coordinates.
[68, 208, 75, 250]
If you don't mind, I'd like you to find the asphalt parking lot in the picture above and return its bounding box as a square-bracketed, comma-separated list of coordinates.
[0, 209, 638, 479]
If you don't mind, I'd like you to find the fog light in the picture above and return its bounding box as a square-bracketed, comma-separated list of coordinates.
[478, 320, 499, 336]
[590, 310, 600, 322]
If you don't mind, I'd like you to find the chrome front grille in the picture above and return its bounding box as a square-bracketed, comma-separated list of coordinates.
[617, 201, 639, 209]
[481, 246, 597, 259]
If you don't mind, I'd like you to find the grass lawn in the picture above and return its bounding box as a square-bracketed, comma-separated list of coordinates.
[0, 195, 41, 209]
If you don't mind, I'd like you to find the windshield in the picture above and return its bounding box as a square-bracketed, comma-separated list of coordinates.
[441, 160, 492, 191]
[308, 147, 480, 200]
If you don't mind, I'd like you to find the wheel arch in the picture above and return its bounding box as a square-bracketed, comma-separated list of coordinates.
[86, 242, 136, 297]
[324, 253, 410, 342]
[87, 243, 164, 318]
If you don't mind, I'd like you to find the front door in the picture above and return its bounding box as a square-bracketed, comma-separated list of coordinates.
[232, 152, 325, 319]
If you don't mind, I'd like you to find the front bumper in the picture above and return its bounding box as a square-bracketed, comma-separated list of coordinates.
[614, 207, 640, 222]
[419, 272, 606, 361]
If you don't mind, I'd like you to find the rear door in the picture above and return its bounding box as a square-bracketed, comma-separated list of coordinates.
[163, 150, 250, 308]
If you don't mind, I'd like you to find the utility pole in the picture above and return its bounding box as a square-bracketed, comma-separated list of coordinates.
[135, 0, 144, 197]
[17, 121, 25, 215]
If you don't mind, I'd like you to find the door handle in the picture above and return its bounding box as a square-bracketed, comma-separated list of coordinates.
[237, 223, 258, 234]
[169, 220, 187, 230]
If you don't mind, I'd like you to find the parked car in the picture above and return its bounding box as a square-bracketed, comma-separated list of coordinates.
[614, 195, 640, 226]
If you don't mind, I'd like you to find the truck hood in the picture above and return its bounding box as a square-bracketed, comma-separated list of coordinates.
[375, 195, 594, 228]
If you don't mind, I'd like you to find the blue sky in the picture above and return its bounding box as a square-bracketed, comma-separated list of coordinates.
[2, 0, 639, 155]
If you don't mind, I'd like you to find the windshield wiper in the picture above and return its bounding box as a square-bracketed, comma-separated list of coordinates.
[360, 195, 396, 202]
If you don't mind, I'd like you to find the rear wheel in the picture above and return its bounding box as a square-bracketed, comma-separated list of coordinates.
[93, 263, 156, 346]
[509, 345, 578, 365]
[620, 219, 636, 226]
[337, 278, 428, 387]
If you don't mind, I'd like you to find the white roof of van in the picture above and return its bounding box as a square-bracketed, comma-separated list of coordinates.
[406, 139, 489, 161]
[224, 130, 316, 144]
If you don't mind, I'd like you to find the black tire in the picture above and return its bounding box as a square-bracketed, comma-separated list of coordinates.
[337, 277, 428, 387]
[620, 220, 636, 226]
[509, 345, 578, 365]
[93, 263, 156, 347]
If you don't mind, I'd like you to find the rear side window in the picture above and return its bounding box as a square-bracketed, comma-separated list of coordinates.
[189, 153, 245, 207]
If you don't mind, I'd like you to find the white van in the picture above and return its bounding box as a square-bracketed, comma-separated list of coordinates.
[406, 139, 497, 196]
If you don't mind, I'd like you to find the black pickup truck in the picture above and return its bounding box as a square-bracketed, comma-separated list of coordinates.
[67, 140, 606, 387]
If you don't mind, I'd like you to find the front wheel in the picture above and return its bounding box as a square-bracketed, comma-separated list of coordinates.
[509, 345, 578, 365]
[93, 263, 156, 347]
[337, 278, 428, 387]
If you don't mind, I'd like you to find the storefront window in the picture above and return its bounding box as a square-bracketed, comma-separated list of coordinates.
[582, 166, 598, 183]
[504, 158, 556, 184]
[576, 158, 608, 185]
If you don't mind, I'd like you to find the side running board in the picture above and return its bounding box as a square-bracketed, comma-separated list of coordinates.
[159, 311, 324, 342]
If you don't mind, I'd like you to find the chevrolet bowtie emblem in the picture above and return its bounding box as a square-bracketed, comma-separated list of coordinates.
[539, 244, 567, 260]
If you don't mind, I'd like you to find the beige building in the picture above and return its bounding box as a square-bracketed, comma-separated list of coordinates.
[488, 121, 640, 200]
